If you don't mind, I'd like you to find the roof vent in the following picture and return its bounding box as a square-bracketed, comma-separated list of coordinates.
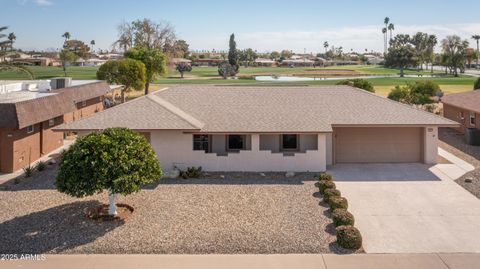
[50, 77, 72, 89]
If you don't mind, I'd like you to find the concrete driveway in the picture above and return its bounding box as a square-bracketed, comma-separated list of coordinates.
[329, 157, 480, 253]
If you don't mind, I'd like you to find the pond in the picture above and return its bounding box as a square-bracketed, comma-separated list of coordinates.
[254, 74, 444, 81]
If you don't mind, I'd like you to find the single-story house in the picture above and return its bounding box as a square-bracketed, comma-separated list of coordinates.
[281, 59, 315, 67]
[56, 85, 457, 172]
[254, 58, 276, 67]
[442, 90, 480, 133]
[0, 79, 110, 173]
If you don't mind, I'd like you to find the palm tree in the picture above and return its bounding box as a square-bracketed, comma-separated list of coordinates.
[383, 17, 391, 54]
[90, 40, 95, 53]
[62, 32, 71, 43]
[7, 32, 16, 51]
[472, 35, 480, 69]
[382, 27, 387, 54]
[323, 41, 329, 54]
[388, 23, 395, 42]
[0, 26, 33, 78]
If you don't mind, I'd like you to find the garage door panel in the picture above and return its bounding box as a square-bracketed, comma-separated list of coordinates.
[335, 127, 422, 163]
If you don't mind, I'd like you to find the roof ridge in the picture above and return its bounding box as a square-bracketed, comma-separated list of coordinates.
[345, 85, 459, 125]
[147, 94, 204, 129]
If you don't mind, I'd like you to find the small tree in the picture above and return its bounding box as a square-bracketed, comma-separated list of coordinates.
[175, 63, 192, 78]
[218, 62, 236, 79]
[387, 85, 410, 103]
[97, 59, 146, 103]
[59, 49, 77, 77]
[124, 47, 166, 95]
[57, 128, 162, 216]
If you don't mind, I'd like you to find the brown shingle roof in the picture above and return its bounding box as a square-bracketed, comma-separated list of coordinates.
[56, 85, 457, 132]
[442, 90, 480, 114]
[0, 81, 110, 129]
[55, 95, 201, 131]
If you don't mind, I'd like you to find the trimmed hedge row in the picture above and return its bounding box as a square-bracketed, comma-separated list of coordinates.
[315, 172, 362, 250]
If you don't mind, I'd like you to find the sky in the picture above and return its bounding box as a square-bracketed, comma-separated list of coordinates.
[2, 0, 480, 53]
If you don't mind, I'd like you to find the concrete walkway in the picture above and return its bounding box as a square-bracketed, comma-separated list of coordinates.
[0, 139, 74, 185]
[330, 148, 480, 253]
[1, 254, 479, 269]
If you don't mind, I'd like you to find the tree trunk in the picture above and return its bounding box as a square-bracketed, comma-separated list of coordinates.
[144, 82, 150, 95]
[180, 72, 184, 78]
[121, 90, 126, 103]
[400, 66, 404, 77]
[108, 190, 118, 216]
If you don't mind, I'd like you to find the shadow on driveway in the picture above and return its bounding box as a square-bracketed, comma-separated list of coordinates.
[0, 201, 124, 254]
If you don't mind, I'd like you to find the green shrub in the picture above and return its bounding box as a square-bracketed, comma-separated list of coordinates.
[318, 172, 332, 181]
[474, 77, 480, 90]
[336, 79, 374, 93]
[324, 188, 341, 203]
[36, 161, 47, 171]
[332, 208, 355, 227]
[318, 180, 336, 194]
[23, 166, 34, 178]
[180, 166, 202, 179]
[328, 196, 348, 210]
[336, 225, 362, 250]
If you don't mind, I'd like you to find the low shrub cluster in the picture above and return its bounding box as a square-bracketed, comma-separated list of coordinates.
[332, 208, 355, 226]
[180, 166, 203, 179]
[336, 225, 362, 250]
[315, 172, 362, 250]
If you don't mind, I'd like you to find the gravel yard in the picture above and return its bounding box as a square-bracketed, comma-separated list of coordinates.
[0, 167, 342, 254]
[439, 128, 480, 198]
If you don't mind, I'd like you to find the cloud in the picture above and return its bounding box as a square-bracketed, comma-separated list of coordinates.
[35, 0, 53, 6]
[189, 23, 480, 53]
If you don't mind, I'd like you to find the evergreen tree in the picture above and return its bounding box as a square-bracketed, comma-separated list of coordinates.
[228, 33, 239, 72]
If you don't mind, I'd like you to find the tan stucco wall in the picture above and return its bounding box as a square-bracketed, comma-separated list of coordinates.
[150, 131, 327, 172]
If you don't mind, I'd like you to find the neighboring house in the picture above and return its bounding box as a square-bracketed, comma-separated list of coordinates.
[442, 90, 480, 133]
[171, 58, 192, 65]
[56, 85, 457, 173]
[254, 58, 276, 67]
[281, 59, 315, 67]
[192, 58, 224, 66]
[0, 79, 110, 173]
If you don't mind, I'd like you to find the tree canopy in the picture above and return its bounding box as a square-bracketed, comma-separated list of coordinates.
[441, 35, 469, 77]
[97, 58, 146, 102]
[57, 128, 162, 215]
[384, 34, 417, 77]
[176, 62, 192, 78]
[124, 47, 166, 95]
[63, 39, 90, 59]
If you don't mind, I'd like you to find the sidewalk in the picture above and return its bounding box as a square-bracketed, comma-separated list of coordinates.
[1, 254, 479, 269]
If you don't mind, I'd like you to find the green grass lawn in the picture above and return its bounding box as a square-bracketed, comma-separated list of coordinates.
[0, 65, 475, 97]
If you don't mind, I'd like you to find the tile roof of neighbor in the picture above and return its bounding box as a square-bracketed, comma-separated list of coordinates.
[442, 90, 480, 114]
[56, 85, 458, 133]
[0, 81, 110, 129]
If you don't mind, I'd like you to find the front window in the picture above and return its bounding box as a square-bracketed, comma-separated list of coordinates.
[281, 134, 298, 151]
[227, 135, 245, 150]
[193, 134, 209, 152]
[470, 112, 476, 126]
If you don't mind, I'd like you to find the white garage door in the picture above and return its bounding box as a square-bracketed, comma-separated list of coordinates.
[335, 127, 423, 163]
